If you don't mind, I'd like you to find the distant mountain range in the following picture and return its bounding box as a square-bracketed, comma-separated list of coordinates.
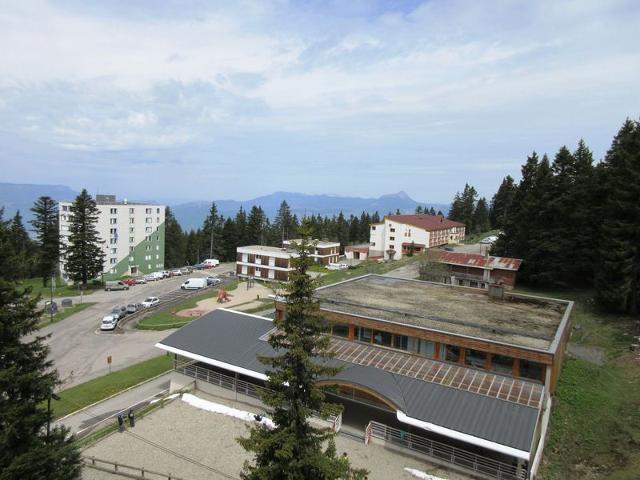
[0, 183, 447, 232]
[171, 191, 448, 231]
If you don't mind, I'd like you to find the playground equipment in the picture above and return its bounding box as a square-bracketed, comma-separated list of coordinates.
[217, 287, 231, 303]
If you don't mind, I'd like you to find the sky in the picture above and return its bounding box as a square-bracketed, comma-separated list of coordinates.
[0, 0, 638, 204]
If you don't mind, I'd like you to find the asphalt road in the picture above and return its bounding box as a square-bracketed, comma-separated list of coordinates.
[36, 263, 235, 389]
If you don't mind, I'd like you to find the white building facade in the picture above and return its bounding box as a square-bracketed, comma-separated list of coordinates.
[369, 214, 465, 260]
[236, 245, 297, 282]
[59, 194, 165, 281]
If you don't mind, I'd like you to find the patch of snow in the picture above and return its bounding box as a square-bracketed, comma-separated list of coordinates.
[403, 468, 447, 480]
[181, 393, 275, 429]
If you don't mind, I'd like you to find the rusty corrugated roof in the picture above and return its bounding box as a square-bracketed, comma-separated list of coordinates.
[433, 251, 523, 271]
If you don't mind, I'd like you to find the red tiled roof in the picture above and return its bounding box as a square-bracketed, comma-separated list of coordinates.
[386, 214, 465, 231]
[432, 250, 523, 271]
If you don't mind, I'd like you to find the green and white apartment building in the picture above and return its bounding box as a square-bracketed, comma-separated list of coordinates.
[59, 194, 165, 281]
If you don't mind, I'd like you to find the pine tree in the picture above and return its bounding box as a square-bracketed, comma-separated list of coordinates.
[274, 201, 294, 246]
[415, 206, 423, 214]
[489, 176, 516, 230]
[0, 280, 82, 479]
[235, 207, 248, 247]
[428, 207, 436, 216]
[595, 119, 640, 313]
[448, 192, 463, 222]
[8, 210, 35, 280]
[164, 207, 185, 268]
[201, 203, 224, 260]
[0, 209, 19, 281]
[30, 196, 61, 286]
[247, 206, 267, 245]
[64, 189, 105, 286]
[238, 225, 366, 479]
[221, 217, 238, 261]
[471, 197, 490, 233]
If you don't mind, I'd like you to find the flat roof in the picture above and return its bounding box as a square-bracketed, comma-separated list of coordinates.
[157, 309, 541, 455]
[237, 245, 298, 256]
[314, 275, 570, 352]
[284, 239, 340, 248]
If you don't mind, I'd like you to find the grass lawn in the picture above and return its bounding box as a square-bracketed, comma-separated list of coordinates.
[50, 354, 173, 419]
[316, 252, 425, 286]
[513, 287, 640, 479]
[18, 277, 102, 298]
[137, 281, 239, 330]
[38, 302, 96, 328]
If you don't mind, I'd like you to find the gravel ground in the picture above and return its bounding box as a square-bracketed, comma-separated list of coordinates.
[82, 393, 469, 480]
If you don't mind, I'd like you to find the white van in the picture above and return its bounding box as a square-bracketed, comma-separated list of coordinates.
[181, 278, 206, 290]
[203, 259, 220, 267]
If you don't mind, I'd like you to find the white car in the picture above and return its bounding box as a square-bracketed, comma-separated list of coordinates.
[171, 269, 183, 277]
[327, 262, 349, 271]
[141, 296, 160, 308]
[480, 235, 499, 245]
[100, 315, 118, 331]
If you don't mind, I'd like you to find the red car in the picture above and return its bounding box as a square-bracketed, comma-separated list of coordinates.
[122, 278, 136, 287]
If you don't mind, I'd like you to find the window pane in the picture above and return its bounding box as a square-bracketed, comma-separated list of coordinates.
[373, 331, 392, 347]
[444, 345, 460, 363]
[491, 354, 514, 375]
[332, 324, 349, 338]
[393, 335, 408, 350]
[355, 327, 372, 343]
[465, 349, 486, 369]
[417, 339, 434, 357]
[520, 360, 544, 382]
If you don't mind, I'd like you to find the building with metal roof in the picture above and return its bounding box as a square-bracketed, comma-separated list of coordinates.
[157, 307, 554, 479]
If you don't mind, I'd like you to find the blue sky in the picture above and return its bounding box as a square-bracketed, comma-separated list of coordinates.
[0, 0, 638, 204]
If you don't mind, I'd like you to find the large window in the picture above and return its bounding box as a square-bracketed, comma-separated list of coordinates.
[355, 327, 372, 343]
[442, 344, 461, 363]
[491, 354, 514, 375]
[413, 339, 434, 357]
[332, 324, 350, 338]
[520, 359, 545, 382]
[465, 349, 486, 369]
[393, 335, 408, 350]
[373, 330, 392, 347]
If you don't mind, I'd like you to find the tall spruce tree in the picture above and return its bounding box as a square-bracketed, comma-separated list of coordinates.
[489, 176, 516, 230]
[471, 197, 490, 233]
[164, 207, 185, 268]
[8, 210, 35, 280]
[273, 201, 294, 245]
[201, 202, 224, 260]
[30, 196, 61, 286]
[238, 226, 365, 479]
[64, 189, 105, 286]
[0, 279, 81, 479]
[595, 119, 640, 313]
[247, 206, 267, 245]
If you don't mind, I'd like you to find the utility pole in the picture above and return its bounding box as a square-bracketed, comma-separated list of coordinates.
[210, 228, 213, 259]
[50, 274, 54, 323]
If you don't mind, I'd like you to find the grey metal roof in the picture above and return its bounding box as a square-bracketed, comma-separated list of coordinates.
[158, 309, 539, 452]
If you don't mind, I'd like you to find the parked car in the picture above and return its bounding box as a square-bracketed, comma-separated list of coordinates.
[193, 263, 206, 270]
[100, 315, 118, 331]
[105, 280, 129, 291]
[122, 278, 136, 286]
[141, 296, 160, 308]
[206, 276, 222, 286]
[480, 235, 499, 245]
[203, 258, 220, 268]
[444, 246, 455, 252]
[126, 303, 142, 314]
[180, 267, 192, 275]
[161, 271, 170, 278]
[110, 306, 127, 320]
[327, 262, 349, 271]
[170, 269, 183, 277]
[181, 278, 207, 290]
[135, 277, 147, 284]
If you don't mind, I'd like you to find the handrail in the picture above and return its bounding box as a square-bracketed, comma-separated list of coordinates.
[366, 421, 527, 480]
[82, 456, 188, 480]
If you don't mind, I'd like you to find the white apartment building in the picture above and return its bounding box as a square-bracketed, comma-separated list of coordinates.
[236, 245, 297, 282]
[369, 214, 465, 260]
[282, 239, 340, 265]
[59, 194, 165, 281]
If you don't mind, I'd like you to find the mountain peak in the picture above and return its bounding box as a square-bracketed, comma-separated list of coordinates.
[380, 190, 412, 201]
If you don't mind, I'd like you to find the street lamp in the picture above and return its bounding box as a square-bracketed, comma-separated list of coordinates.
[46, 393, 61, 440]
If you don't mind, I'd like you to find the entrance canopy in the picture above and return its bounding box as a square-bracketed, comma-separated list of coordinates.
[156, 309, 541, 460]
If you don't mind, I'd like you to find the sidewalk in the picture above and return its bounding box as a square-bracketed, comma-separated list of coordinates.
[55, 373, 172, 436]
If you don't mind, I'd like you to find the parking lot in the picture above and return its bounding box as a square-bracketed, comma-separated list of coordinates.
[36, 263, 236, 389]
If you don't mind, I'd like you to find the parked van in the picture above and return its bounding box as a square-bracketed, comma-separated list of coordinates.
[105, 280, 130, 291]
[203, 258, 220, 267]
[181, 278, 207, 290]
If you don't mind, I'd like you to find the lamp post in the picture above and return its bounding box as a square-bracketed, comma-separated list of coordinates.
[49, 274, 55, 323]
[46, 393, 61, 440]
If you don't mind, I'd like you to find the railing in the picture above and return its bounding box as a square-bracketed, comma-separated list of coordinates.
[365, 421, 527, 480]
[82, 456, 188, 480]
[175, 361, 342, 432]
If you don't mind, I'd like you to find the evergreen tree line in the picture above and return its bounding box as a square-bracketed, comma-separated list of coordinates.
[491, 118, 640, 314]
[0, 210, 82, 478]
[165, 200, 381, 268]
[447, 183, 492, 234]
